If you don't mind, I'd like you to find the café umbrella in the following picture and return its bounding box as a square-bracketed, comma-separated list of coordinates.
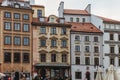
[0, 73, 5, 77]
[104, 65, 119, 80]
[95, 67, 103, 80]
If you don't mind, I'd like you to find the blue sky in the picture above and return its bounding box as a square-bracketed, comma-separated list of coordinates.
[35, 0, 120, 20]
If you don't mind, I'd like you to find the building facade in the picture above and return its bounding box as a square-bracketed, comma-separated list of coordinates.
[70, 23, 103, 80]
[0, 0, 33, 78]
[58, 2, 104, 80]
[91, 16, 120, 72]
[32, 15, 71, 80]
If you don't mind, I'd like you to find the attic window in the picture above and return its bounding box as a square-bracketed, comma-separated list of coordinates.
[73, 26, 77, 28]
[91, 27, 93, 29]
[51, 18, 54, 22]
[14, 3, 20, 8]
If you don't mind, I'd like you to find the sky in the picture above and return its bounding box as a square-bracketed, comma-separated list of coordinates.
[35, 0, 120, 21]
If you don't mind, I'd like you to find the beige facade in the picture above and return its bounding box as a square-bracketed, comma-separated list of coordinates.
[0, 3, 33, 77]
[32, 15, 71, 79]
[31, 5, 45, 18]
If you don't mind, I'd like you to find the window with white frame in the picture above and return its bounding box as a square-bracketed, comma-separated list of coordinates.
[75, 57, 80, 64]
[75, 46, 80, 52]
[85, 46, 89, 52]
[94, 46, 99, 53]
[94, 37, 98, 42]
[85, 57, 90, 65]
[75, 72, 82, 79]
[85, 36, 89, 41]
[75, 35, 80, 41]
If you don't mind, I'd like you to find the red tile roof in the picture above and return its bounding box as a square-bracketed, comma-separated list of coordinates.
[64, 9, 90, 15]
[70, 22, 102, 33]
[0, 0, 2, 3]
[32, 17, 48, 23]
[98, 16, 120, 24]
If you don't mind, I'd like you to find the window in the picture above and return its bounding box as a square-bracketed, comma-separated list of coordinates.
[37, 10, 42, 17]
[118, 34, 120, 41]
[4, 22, 11, 30]
[51, 54, 56, 62]
[110, 34, 114, 40]
[75, 72, 82, 79]
[70, 17, 73, 22]
[51, 27, 56, 34]
[85, 57, 90, 65]
[40, 54, 46, 62]
[62, 54, 67, 62]
[110, 58, 114, 65]
[14, 37, 21, 45]
[23, 24, 29, 32]
[82, 18, 85, 22]
[94, 37, 98, 42]
[94, 72, 97, 79]
[23, 37, 29, 46]
[14, 23, 21, 31]
[119, 47, 120, 53]
[4, 12, 11, 18]
[14, 13, 20, 19]
[75, 57, 80, 64]
[94, 47, 99, 53]
[40, 26, 46, 34]
[75, 36, 80, 41]
[4, 52, 11, 63]
[75, 46, 80, 52]
[51, 39, 56, 47]
[85, 36, 89, 41]
[14, 53, 20, 63]
[4, 36, 11, 45]
[23, 14, 29, 20]
[94, 58, 99, 66]
[85, 46, 89, 52]
[110, 46, 114, 53]
[76, 18, 79, 22]
[119, 59, 120, 66]
[51, 18, 54, 22]
[61, 40, 67, 47]
[23, 53, 29, 63]
[61, 28, 66, 34]
[40, 39, 46, 47]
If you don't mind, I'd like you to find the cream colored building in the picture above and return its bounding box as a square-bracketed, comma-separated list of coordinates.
[32, 15, 71, 80]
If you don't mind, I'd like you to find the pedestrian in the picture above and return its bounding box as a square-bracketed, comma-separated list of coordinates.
[8, 76, 11, 80]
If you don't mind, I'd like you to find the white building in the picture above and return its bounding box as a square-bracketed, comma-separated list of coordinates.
[58, 2, 103, 80]
[92, 16, 120, 72]
[58, 2, 120, 80]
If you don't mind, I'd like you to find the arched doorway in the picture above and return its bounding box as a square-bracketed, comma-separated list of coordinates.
[86, 71, 90, 80]
[40, 68, 46, 79]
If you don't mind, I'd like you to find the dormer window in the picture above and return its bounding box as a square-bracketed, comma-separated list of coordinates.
[51, 18, 54, 22]
[59, 18, 65, 23]
[82, 18, 86, 23]
[39, 17, 45, 22]
[14, 3, 20, 8]
[70, 17, 73, 22]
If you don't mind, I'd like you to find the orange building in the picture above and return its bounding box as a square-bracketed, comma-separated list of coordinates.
[0, 0, 33, 78]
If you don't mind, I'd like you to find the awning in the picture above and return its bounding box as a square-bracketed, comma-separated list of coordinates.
[35, 63, 70, 67]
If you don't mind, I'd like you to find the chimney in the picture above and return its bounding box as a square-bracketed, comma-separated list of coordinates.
[85, 4, 91, 14]
[58, 1, 64, 18]
[30, 0, 35, 5]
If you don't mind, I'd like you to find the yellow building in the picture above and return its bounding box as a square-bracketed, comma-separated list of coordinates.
[32, 15, 71, 80]
[0, 0, 33, 78]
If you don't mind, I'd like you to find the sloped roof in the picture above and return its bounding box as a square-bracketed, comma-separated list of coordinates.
[98, 16, 120, 24]
[0, 0, 2, 3]
[64, 9, 90, 15]
[70, 22, 102, 33]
